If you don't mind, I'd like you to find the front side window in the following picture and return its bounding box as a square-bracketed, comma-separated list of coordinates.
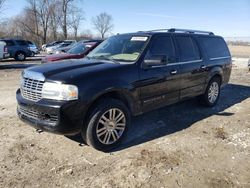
[87, 35, 149, 62]
[145, 36, 175, 63]
[175, 36, 201, 62]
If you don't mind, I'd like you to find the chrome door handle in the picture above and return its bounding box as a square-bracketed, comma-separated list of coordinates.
[170, 70, 178, 75]
[200, 65, 207, 69]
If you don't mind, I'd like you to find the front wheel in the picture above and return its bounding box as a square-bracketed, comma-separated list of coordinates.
[199, 77, 221, 107]
[81, 98, 130, 152]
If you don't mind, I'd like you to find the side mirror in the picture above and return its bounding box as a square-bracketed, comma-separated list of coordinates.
[143, 55, 168, 68]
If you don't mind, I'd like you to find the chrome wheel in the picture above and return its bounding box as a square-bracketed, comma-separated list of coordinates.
[208, 82, 219, 103]
[17, 53, 25, 61]
[96, 108, 126, 145]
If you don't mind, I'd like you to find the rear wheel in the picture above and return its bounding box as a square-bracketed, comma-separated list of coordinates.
[15, 52, 26, 61]
[199, 77, 221, 107]
[81, 98, 130, 152]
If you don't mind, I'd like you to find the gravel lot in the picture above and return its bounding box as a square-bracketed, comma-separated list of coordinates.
[0, 57, 249, 188]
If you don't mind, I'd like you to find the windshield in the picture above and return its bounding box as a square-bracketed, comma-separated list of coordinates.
[87, 35, 149, 62]
[67, 42, 87, 54]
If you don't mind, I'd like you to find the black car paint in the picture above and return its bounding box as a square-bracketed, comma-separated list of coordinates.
[16, 32, 232, 135]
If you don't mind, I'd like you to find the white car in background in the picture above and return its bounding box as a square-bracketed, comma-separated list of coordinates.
[0, 41, 6, 60]
[248, 59, 250, 71]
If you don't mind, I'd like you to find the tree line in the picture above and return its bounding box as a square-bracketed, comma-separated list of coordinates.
[0, 0, 114, 46]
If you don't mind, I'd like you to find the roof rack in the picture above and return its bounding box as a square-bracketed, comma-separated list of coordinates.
[168, 28, 214, 35]
[144, 28, 214, 35]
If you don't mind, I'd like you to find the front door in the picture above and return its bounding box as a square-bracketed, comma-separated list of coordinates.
[139, 35, 181, 112]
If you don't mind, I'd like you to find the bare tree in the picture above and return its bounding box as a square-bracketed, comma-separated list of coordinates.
[0, 0, 5, 13]
[49, 0, 61, 41]
[23, 0, 55, 44]
[69, 6, 84, 39]
[61, 0, 73, 39]
[92, 12, 113, 39]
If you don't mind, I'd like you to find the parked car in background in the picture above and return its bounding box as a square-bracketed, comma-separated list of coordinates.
[0, 39, 33, 61]
[248, 59, 250, 71]
[54, 39, 103, 54]
[46, 40, 76, 54]
[42, 41, 63, 51]
[0, 41, 7, 60]
[26, 41, 39, 56]
[54, 42, 77, 54]
[41, 40, 103, 63]
[17, 28, 232, 151]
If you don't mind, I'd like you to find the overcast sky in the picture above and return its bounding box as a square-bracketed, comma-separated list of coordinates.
[2, 0, 250, 38]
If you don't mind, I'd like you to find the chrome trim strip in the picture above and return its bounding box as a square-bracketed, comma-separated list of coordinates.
[210, 56, 231, 61]
[177, 60, 203, 65]
[150, 59, 203, 68]
[23, 70, 45, 81]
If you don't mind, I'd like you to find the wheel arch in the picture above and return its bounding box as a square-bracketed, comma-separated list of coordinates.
[15, 50, 27, 56]
[84, 89, 138, 120]
[203, 67, 223, 93]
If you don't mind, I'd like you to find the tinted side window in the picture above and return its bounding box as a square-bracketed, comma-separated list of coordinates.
[175, 36, 201, 62]
[198, 37, 230, 58]
[145, 36, 175, 63]
[16, 40, 28, 46]
[2, 40, 15, 46]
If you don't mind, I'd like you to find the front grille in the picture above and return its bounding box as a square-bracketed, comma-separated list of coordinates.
[18, 105, 58, 124]
[21, 77, 44, 102]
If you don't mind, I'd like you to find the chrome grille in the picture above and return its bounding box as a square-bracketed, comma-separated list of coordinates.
[21, 77, 44, 102]
[18, 105, 58, 123]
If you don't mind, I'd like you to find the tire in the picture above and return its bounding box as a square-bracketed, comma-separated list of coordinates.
[199, 77, 221, 107]
[15, 51, 26, 61]
[81, 98, 131, 152]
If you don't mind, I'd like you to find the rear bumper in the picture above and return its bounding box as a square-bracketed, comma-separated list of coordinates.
[16, 89, 84, 135]
[3, 53, 10, 58]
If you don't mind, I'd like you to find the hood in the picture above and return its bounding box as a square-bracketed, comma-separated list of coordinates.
[25, 59, 122, 83]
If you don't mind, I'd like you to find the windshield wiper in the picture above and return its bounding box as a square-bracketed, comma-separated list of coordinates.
[87, 56, 119, 64]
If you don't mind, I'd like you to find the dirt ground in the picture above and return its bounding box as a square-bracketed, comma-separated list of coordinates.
[228, 45, 250, 58]
[0, 57, 249, 188]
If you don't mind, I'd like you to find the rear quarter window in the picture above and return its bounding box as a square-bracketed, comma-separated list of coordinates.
[198, 37, 230, 59]
[2, 40, 15, 46]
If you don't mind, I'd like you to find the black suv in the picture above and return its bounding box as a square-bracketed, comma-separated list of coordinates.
[16, 29, 232, 151]
[0, 39, 33, 61]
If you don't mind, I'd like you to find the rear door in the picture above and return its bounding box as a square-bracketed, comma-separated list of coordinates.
[174, 35, 207, 99]
[139, 34, 181, 112]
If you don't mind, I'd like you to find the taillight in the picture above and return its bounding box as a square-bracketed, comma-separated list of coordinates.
[4, 46, 7, 53]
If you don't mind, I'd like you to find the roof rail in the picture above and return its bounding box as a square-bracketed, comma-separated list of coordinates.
[142, 28, 214, 35]
[146, 29, 169, 32]
[168, 28, 214, 35]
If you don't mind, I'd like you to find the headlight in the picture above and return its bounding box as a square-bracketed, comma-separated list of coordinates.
[42, 82, 78, 101]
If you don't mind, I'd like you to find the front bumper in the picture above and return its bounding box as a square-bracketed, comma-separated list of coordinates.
[16, 89, 83, 135]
